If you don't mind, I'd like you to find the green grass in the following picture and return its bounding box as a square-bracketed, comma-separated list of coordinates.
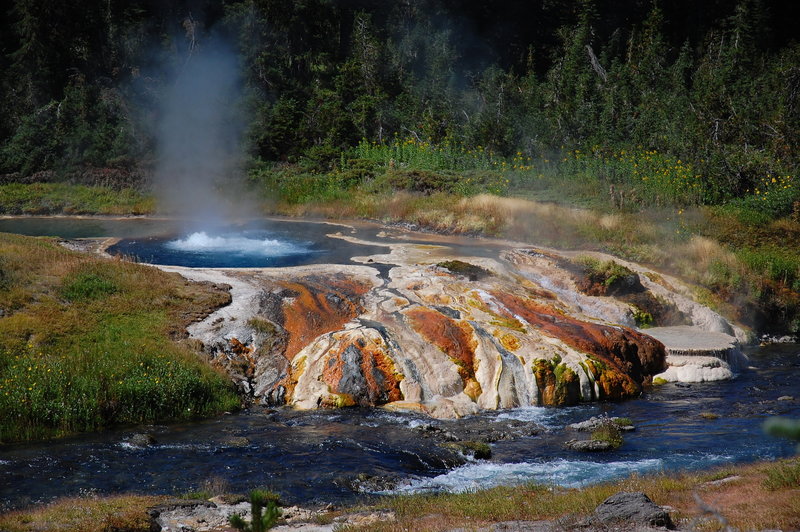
[0, 233, 239, 442]
[0, 182, 155, 215]
[507, 147, 708, 208]
[763, 460, 800, 491]
[351, 136, 520, 173]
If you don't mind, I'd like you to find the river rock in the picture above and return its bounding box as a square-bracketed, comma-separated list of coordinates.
[220, 435, 251, 447]
[440, 440, 492, 459]
[592, 492, 673, 529]
[565, 439, 617, 452]
[126, 433, 157, 447]
[567, 416, 635, 432]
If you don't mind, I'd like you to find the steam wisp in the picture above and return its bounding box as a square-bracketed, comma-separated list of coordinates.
[155, 37, 245, 228]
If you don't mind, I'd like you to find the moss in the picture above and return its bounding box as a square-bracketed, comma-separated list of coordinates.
[613, 417, 634, 428]
[322, 393, 356, 408]
[572, 256, 649, 300]
[247, 317, 278, 336]
[631, 305, 654, 327]
[437, 260, 492, 281]
[533, 359, 580, 406]
[653, 377, 668, 385]
[591, 422, 623, 449]
[441, 441, 492, 459]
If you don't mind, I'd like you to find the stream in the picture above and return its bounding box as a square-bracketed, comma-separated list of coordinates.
[1, 343, 798, 511]
[1, 217, 798, 511]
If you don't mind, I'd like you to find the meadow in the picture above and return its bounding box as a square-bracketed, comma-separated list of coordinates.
[0, 233, 239, 442]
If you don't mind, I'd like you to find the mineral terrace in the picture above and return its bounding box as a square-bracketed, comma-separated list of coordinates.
[155, 229, 746, 419]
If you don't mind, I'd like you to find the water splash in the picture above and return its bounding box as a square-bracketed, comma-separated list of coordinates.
[166, 231, 310, 257]
[393, 458, 666, 494]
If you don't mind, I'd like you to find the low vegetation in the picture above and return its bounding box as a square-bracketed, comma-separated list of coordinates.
[0, 183, 153, 215]
[0, 233, 239, 442]
[590, 421, 624, 449]
[2, 459, 798, 532]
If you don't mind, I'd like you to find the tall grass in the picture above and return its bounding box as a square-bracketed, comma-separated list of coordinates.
[0, 183, 155, 215]
[351, 136, 525, 173]
[0, 233, 239, 442]
[508, 147, 708, 207]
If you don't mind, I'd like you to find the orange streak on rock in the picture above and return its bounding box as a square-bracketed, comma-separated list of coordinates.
[406, 307, 481, 398]
[321, 336, 403, 406]
[279, 276, 371, 360]
[490, 291, 666, 398]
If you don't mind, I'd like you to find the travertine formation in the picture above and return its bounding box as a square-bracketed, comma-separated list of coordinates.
[159, 236, 743, 418]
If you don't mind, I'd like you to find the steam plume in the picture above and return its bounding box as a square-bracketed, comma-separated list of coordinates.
[154, 37, 244, 228]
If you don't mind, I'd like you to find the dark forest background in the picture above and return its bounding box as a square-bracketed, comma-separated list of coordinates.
[1, 0, 799, 208]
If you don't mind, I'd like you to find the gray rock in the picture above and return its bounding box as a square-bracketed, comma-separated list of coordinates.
[126, 433, 157, 447]
[593, 492, 673, 529]
[565, 439, 616, 452]
[567, 416, 635, 432]
[147, 499, 217, 532]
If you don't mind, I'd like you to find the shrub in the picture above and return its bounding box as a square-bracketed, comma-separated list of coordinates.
[762, 460, 800, 491]
[230, 489, 282, 532]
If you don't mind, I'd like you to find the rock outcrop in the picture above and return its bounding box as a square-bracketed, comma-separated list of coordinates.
[160, 237, 742, 418]
[592, 492, 674, 529]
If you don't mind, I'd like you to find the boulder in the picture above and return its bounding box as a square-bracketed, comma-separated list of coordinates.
[125, 433, 157, 447]
[593, 492, 673, 529]
[565, 439, 617, 452]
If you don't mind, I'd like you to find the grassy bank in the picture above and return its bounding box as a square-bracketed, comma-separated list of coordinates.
[0, 233, 239, 442]
[0, 183, 154, 215]
[351, 458, 800, 531]
[1, 458, 798, 531]
[1, 139, 798, 333]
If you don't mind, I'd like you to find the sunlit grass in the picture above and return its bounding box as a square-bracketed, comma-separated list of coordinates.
[0, 233, 239, 442]
[341, 459, 800, 531]
[0, 183, 155, 215]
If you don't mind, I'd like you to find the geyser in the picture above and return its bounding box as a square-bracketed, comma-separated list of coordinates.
[154, 32, 246, 227]
[166, 231, 309, 258]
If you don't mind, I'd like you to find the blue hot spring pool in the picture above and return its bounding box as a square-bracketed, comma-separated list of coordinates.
[0, 217, 391, 268]
[106, 223, 390, 268]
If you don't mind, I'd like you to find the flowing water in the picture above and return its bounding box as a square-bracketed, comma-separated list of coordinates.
[1, 344, 797, 511]
[1, 217, 798, 511]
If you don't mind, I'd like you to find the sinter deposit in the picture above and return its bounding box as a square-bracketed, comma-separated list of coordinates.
[157, 235, 744, 418]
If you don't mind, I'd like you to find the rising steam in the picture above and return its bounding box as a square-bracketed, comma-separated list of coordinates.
[154, 37, 244, 227]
